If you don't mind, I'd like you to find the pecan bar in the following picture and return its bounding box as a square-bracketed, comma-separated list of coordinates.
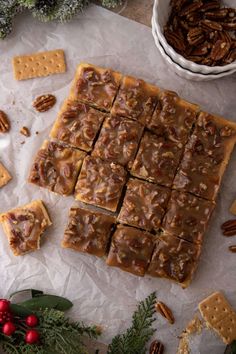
[111, 75, 159, 125]
[162, 190, 215, 244]
[118, 178, 171, 232]
[75, 156, 127, 212]
[28, 140, 86, 196]
[147, 233, 201, 288]
[147, 90, 199, 144]
[173, 112, 236, 200]
[131, 131, 183, 187]
[70, 63, 122, 112]
[106, 225, 154, 276]
[92, 115, 143, 168]
[0, 200, 51, 256]
[50, 99, 106, 152]
[0, 162, 12, 188]
[62, 206, 115, 257]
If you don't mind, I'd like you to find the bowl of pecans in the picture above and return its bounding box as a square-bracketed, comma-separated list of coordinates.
[153, 0, 236, 77]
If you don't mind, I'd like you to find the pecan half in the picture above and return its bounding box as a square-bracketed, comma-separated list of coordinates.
[221, 219, 236, 236]
[229, 245, 236, 253]
[164, 30, 186, 52]
[205, 9, 228, 20]
[20, 126, 30, 137]
[201, 19, 223, 31]
[187, 28, 205, 46]
[0, 110, 10, 133]
[180, 1, 203, 17]
[33, 94, 56, 112]
[155, 301, 175, 324]
[210, 40, 231, 61]
[149, 340, 164, 354]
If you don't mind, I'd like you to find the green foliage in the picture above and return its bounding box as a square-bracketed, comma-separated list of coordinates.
[225, 341, 236, 354]
[0, 1, 19, 39]
[108, 292, 157, 354]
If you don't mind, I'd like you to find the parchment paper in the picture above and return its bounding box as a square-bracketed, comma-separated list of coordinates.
[0, 5, 236, 353]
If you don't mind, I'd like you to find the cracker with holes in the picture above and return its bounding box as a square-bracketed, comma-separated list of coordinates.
[0, 162, 12, 188]
[199, 291, 236, 344]
[12, 49, 66, 81]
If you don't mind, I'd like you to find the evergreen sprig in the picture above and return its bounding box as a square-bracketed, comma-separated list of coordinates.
[108, 292, 157, 354]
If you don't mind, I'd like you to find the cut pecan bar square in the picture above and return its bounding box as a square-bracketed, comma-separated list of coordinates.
[50, 99, 106, 152]
[147, 233, 201, 288]
[62, 205, 115, 257]
[106, 225, 155, 277]
[173, 112, 236, 200]
[0, 200, 51, 256]
[162, 190, 215, 244]
[147, 90, 199, 144]
[111, 75, 159, 125]
[118, 178, 171, 232]
[28, 140, 86, 196]
[75, 156, 127, 212]
[0, 162, 12, 188]
[92, 115, 143, 169]
[131, 131, 183, 187]
[70, 63, 122, 112]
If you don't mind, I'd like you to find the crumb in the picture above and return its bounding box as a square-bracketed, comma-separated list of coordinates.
[185, 315, 203, 335]
[35, 131, 39, 135]
[177, 335, 189, 354]
[20, 126, 30, 137]
[20, 141, 25, 145]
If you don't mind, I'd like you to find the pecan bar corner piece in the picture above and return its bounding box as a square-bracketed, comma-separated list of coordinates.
[0, 162, 12, 188]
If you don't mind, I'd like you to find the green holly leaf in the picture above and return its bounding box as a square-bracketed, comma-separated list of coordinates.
[10, 303, 34, 317]
[19, 295, 73, 312]
[9, 289, 44, 303]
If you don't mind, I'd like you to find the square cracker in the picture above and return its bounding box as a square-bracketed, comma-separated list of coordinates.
[0, 162, 12, 188]
[13, 49, 66, 81]
[215, 312, 236, 344]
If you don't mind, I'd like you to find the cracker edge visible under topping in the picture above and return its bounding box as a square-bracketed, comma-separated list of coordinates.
[0, 162, 12, 188]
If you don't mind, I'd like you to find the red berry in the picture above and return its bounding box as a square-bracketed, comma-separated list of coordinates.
[25, 315, 38, 327]
[25, 329, 40, 344]
[2, 322, 16, 336]
[0, 300, 10, 313]
[0, 311, 12, 324]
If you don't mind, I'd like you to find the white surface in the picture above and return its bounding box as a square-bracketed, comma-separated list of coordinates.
[153, 0, 236, 75]
[0, 5, 236, 353]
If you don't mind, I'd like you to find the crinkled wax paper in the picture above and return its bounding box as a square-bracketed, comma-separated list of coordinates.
[0, 5, 236, 354]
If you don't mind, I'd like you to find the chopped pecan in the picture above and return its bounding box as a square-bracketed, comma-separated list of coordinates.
[155, 301, 175, 324]
[149, 340, 164, 354]
[210, 40, 231, 61]
[229, 245, 236, 253]
[187, 28, 205, 46]
[20, 126, 30, 137]
[33, 94, 56, 112]
[0, 110, 10, 133]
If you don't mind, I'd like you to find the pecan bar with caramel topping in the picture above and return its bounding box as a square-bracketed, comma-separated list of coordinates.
[147, 233, 201, 288]
[173, 112, 236, 200]
[0, 200, 51, 256]
[147, 90, 199, 144]
[131, 131, 183, 187]
[28, 140, 86, 196]
[50, 99, 106, 152]
[118, 178, 170, 232]
[111, 75, 159, 125]
[162, 190, 215, 244]
[106, 225, 155, 276]
[75, 156, 127, 212]
[70, 63, 122, 112]
[92, 115, 143, 168]
[62, 206, 115, 257]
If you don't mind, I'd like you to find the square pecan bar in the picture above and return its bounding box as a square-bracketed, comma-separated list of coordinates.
[75, 156, 127, 212]
[0, 200, 51, 256]
[70, 63, 122, 112]
[147, 90, 199, 144]
[131, 131, 183, 187]
[62, 206, 115, 257]
[92, 115, 143, 168]
[118, 178, 170, 232]
[173, 112, 236, 200]
[50, 99, 106, 152]
[162, 190, 215, 244]
[28, 140, 86, 196]
[106, 225, 155, 276]
[111, 75, 159, 125]
[147, 233, 201, 288]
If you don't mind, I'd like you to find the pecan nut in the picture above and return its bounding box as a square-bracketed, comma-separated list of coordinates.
[149, 340, 164, 354]
[229, 245, 236, 253]
[210, 40, 231, 61]
[221, 219, 236, 236]
[187, 28, 205, 46]
[155, 301, 175, 324]
[0, 110, 10, 133]
[33, 94, 56, 112]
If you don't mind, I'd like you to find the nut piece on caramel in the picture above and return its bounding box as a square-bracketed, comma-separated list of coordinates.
[92, 115, 143, 168]
[62, 206, 115, 257]
[50, 99, 106, 152]
[28, 140, 86, 196]
[111, 75, 159, 125]
[162, 190, 215, 244]
[118, 178, 171, 232]
[70, 63, 122, 112]
[147, 233, 201, 288]
[131, 131, 183, 187]
[0, 200, 52, 256]
[75, 156, 127, 212]
[106, 225, 155, 276]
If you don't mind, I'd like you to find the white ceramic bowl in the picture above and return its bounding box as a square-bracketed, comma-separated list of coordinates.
[152, 16, 236, 81]
[153, 0, 236, 75]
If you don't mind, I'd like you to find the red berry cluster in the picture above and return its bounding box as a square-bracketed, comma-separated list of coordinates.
[0, 299, 40, 344]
